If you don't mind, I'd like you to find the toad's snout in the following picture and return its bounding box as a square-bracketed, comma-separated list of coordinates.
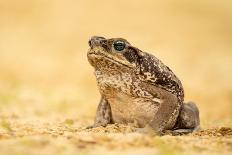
[88, 36, 106, 48]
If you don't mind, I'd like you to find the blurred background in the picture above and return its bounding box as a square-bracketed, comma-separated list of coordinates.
[0, 0, 231, 127]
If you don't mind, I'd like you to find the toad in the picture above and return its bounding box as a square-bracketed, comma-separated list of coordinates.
[87, 36, 200, 135]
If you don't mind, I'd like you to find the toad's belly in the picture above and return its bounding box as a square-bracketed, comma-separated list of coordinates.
[107, 92, 161, 127]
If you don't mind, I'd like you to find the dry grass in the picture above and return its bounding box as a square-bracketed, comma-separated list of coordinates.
[0, 0, 232, 154]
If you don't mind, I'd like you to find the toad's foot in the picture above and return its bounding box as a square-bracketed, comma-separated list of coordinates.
[170, 126, 201, 135]
[134, 125, 165, 136]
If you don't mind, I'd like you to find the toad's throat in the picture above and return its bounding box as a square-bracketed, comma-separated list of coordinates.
[88, 51, 133, 69]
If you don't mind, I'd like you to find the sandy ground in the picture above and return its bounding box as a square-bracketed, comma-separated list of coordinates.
[0, 115, 232, 155]
[0, 0, 232, 154]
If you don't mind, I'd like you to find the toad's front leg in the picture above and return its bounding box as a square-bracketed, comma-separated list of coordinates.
[88, 96, 113, 128]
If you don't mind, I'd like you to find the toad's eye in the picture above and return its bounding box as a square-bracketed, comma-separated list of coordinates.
[113, 40, 126, 51]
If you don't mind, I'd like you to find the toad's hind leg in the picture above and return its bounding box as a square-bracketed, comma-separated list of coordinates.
[87, 97, 113, 128]
[148, 92, 181, 135]
[172, 102, 200, 135]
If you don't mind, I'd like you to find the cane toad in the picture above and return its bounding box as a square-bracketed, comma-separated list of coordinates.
[87, 36, 200, 134]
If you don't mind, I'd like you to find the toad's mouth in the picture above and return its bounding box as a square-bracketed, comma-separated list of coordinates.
[88, 50, 133, 69]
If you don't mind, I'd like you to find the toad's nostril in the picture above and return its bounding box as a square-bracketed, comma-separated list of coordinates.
[88, 40, 92, 47]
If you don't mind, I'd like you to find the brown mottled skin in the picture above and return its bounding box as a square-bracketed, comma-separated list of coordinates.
[87, 36, 200, 135]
